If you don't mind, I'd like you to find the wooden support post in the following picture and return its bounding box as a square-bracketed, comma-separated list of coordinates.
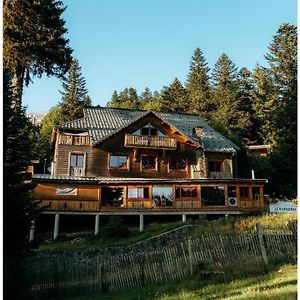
[53, 213, 60, 240]
[139, 214, 144, 232]
[188, 238, 193, 275]
[95, 214, 100, 235]
[256, 223, 268, 265]
[182, 214, 187, 223]
[29, 220, 35, 243]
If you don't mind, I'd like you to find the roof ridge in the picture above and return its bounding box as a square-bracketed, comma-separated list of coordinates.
[84, 106, 202, 117]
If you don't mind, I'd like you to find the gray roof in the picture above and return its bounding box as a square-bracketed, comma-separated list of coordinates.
[58, 107, 239, 153]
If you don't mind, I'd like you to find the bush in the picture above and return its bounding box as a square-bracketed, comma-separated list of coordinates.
[102, 216, 130, 238]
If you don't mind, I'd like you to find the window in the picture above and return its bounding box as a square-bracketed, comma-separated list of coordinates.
[70, 153, 84, 167]
[127, 187, 149, 199]
[175, 187, 197, 199]
[141, 156, 157, 171]
[101, 187, 124, 207]
[239, 187, 250, 200]
[208, 160, 223, 172]
[252, 187, 260, 200]
[70, 153, 85, 176]
[152, 186, 173, 207]
[109, 155, 128, 170]
[169, 158, 187, 172]
[140, 124, 158, 136]
[201, 186, 225, 206]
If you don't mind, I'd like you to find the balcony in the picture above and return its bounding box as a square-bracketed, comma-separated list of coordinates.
[124, 134, 177, 149]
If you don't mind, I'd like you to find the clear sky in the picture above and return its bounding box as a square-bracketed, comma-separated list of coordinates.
[23, 0, 297, 113]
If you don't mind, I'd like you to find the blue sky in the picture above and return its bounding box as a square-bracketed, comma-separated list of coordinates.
[23, 0, 297, 113]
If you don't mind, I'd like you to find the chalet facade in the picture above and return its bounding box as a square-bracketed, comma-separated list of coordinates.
[32, 107, 267, 220]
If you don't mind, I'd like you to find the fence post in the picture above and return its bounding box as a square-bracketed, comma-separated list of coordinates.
[188, 238, 193, 275]
[256, 223, 268, 266]
[29, 219, 35, 242]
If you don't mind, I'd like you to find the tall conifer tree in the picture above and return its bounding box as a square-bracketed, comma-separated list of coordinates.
[3, 0, 72, 109]
[161, 78, 189, 112]
[186, 48, 211, 119]
[211, 54, 251, 136]
[59, 59, 91, 123]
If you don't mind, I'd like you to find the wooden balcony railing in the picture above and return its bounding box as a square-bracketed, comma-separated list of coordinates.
[59, 133, 90, 146]
[124, 134, 177, 149]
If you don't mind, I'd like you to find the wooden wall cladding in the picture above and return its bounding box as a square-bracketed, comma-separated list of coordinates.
[34, 183, 99, 201]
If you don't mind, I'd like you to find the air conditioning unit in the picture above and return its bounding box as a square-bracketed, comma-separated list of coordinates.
[228, 197, 237, 207]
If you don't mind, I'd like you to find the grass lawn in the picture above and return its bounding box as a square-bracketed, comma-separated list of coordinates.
[52, 264, 297, 300]
[35, 213, 296, 252]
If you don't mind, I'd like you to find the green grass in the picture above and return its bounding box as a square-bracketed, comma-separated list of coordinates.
[52, 264, 297, 300]
[36, 213, 297, 252]
[36, 221, 183, 251]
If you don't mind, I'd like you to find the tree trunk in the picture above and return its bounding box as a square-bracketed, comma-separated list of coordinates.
[11, 64, 25, 111]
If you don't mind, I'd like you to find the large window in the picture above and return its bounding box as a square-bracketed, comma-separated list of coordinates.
[169, 158, 187, 172]
[175, 186, 197, 199]
[208, 160, 223, 172]
[201, 186, 225, 206]
[152, 186, 173, 207]
[109, 155, 128, 170]
[70, 153, 85, 176]
[141, 156, 157, 171]
[127, 187, 149, 199]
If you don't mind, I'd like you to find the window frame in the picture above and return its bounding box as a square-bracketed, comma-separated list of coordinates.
[168, 157, 188, 173]
[201, 185, 226, 207]
[140, 155, 158, 172]
[208, 160, 224, 172]
[108, 154, 129, 170]
[127, 186, 150, 200]
[69, 152, 86, 176]
[175, 186, 198, 200]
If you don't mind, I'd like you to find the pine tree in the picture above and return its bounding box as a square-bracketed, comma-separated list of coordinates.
[237, 67, 256, 143]
[265, 23, 297, 146]
[250, 65, 278, 145]
[4, 71, 37, 299]
[59, 59, 91, 123]
[3, 0, 73, 110]
[211, 54, 251, 136]
[186, 48, 211, 119]
[161, 78, 189, 112]
[107, 90, 120, 107]
[107, 87, 139, 109]
[265, 23, 297, 196]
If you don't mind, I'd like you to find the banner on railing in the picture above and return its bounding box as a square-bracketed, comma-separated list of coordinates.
[56, 187, 78, 195]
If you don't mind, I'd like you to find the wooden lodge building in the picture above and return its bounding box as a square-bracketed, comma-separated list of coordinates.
[32, 107, 267, 237]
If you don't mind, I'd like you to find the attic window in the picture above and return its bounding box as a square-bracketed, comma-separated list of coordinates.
[141, 127, 158, 136]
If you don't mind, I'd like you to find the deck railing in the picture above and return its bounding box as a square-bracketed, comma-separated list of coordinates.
[124, 134, 177, 149]
[59, 133, 90, 146]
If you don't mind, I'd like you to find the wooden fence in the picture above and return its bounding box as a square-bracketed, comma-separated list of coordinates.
[27, 227, 297, 298]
